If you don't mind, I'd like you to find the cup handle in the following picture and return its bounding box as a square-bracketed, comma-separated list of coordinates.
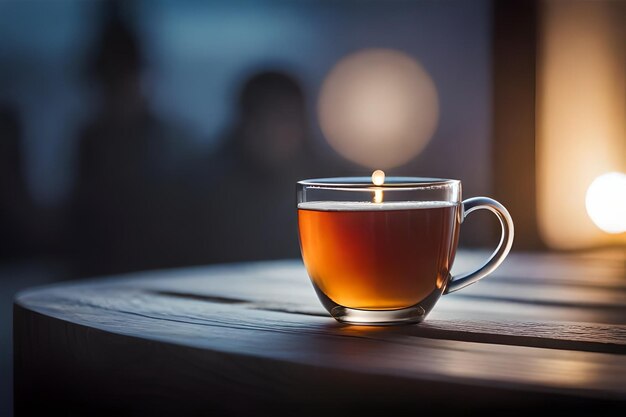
[444, 197, 514, 294]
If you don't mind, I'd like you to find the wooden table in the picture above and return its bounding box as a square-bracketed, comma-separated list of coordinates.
[14, 251, 626, 416]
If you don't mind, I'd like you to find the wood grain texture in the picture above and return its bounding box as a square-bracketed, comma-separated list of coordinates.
[14, 251, 626, 416]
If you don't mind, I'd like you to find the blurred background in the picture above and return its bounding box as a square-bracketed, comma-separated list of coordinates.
[0, 0, 624, 415]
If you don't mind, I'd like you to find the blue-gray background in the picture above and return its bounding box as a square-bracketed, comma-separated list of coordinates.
[0, 0, 491, 205]
[0, 1, 492, 415]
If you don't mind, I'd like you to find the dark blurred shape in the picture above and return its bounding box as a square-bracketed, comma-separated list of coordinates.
[0, 105, 32, 259]
[71, 1, 187, 276]
[492, 0, 544, 250]
[0, 106, 57, 260]
[236, 72, 310, 173]
[71, 4, 334, 274]
[186, 71, 322, 264]
[89, 3, 142, 90]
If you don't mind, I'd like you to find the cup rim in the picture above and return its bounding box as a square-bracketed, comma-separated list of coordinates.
[298, 177, 460, 189]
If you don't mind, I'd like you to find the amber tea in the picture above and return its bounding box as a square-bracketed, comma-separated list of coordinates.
[298, 201, 461, 310]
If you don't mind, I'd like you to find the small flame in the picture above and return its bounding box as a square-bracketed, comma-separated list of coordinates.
[372, 170, 385, 186]
[372, 170, 385, 203]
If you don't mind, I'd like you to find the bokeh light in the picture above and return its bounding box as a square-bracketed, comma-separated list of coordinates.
[318, 48, 439, 169]
[585, 172, 626, 234]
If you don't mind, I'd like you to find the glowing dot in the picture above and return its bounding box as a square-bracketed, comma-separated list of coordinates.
[372, 169, 385, 186]
[318, 48, 439, 169]
[585, 172, 626, 234]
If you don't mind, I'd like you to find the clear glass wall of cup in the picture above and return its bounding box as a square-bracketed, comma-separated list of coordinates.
[297, 177, 514, 325]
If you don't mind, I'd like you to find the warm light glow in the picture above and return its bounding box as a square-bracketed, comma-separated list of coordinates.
[318, 49, 439, 169]
[371, 169, 385, 186]
[373, 189, 383, 204]
[537, 0, 626, 248]
[585, 172, 626, 234]
[372, 170, 385, 203]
